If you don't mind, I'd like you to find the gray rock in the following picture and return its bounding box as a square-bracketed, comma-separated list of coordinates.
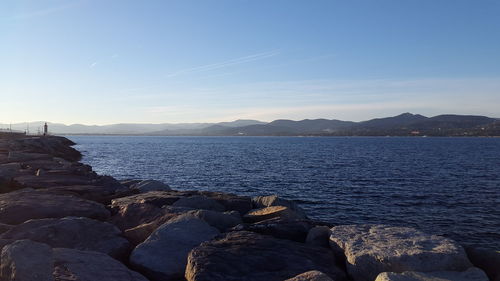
[185, 231, 347, 281]
[329, 224, 473, 281]
[243, 206, 305, 223]
[130, 215, 220, 281]
[172, 195, 225, 211]
[306, 226, 331, 247]
[130, 179, 171, 192]
[1, 217, 129, 260]
[53, 248, 148, 281]
[375, 267, 489, 281]
[0, 188, 110, 224]
[285, 270, 334, 281]
[252, 195, 307, 218]
[1, 240, 53, 281]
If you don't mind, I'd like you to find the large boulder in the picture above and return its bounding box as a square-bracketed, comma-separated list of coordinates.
[234, 218, 314, 242]
[130, 215, 220, 281]
[285, 271, 334, 281]
[123, 213, 179, 246]
[109, 202, 165, 231]
[0, 240, 53, 281]
[252, 195, 307, 218]
[375, 267, 489, 281]
[130, 180, 171, 192]
[183, 209, 242, 232]
[0, 188, 110, 224]
[185, 231, 347, 281]
[306, 226, 331, 247]
[329, 224, 472, 281]
[465, 247, 500, 281]
[172, 195, 225, 211]
[243, 206, 305, 223]
[1, 217, 129, 259]
[53, 248, 149, 281]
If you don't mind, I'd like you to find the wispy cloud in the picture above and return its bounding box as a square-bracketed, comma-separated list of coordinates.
[4, 1, 81, 21]
[164, 50, 280, 78]
[89, 53, 119, 68]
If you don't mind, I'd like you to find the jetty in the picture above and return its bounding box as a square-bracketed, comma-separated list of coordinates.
[0, 135, 498, 281]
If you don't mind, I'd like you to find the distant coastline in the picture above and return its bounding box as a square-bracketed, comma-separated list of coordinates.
[2, 113, 500, 137]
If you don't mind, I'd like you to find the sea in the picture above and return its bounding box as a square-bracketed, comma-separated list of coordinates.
[69, 136, 500, 250]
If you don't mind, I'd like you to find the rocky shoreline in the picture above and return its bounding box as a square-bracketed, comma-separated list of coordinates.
[0, 135, 498, 281]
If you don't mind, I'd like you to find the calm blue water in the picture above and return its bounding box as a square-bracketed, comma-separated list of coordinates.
[69, 136, 500, 249]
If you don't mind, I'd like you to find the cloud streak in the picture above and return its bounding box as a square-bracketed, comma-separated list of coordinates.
[164, 50, 280, 78]
[4, 1, 81, 21]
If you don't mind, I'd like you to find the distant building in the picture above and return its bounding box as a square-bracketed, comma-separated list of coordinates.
[43, 122, 48, 136]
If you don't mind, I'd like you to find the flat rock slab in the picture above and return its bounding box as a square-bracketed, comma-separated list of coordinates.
[0, 188, 110, 224]
[243, 206, 305, 223]
[1, 217, 129, 259]
[375, 267, 489, 281]
[185, 231, 347, 281]
[130, 215, 220, 281]
[252, 195, 307, 218]
[110, 191, 181, 209]
[53, 248, 149, 281]
[329, 224, 472, 281]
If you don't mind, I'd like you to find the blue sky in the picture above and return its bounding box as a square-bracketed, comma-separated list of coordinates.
[1, 0, 499, 124]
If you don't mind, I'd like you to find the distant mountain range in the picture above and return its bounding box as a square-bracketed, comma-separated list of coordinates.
[2, 113, 499, 136]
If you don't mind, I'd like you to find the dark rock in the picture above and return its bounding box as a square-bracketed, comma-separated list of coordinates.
[234, 218, 314, 242]
[465, 246, 500, 281]
[0, 240, 53, 281]
[41, 184, 135, 204]
[306, 226, 331, 247]
[185, 231, 347, 281]
[53, 248, 149, 281]
[1, 217, 129, 260]
[201, 191, 253, 215]
[130, 215, 220, 281]
[0, 188, 110, 225]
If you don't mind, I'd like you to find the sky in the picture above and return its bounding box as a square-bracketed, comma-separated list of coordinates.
[1, 0, 499, 125]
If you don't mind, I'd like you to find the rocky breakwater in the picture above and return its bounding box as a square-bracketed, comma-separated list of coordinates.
[0, 134, 498, 281]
